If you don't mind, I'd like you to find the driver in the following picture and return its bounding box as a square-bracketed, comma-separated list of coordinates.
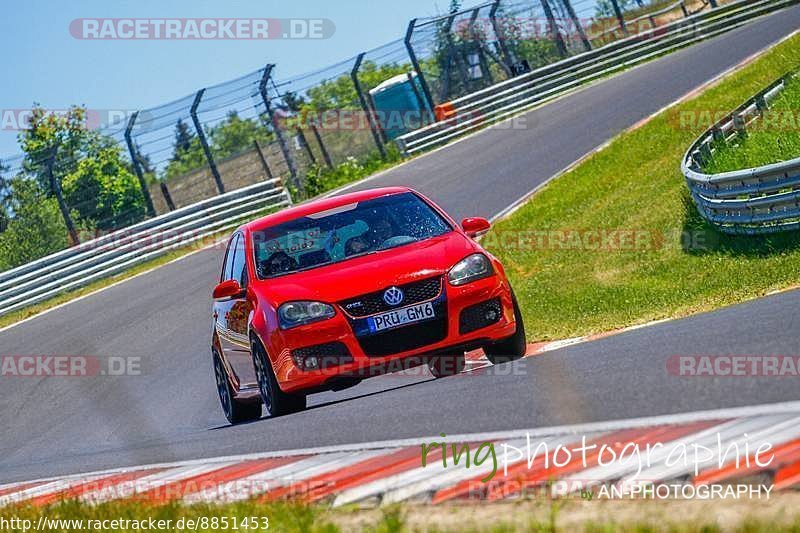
[344, 214, 394, 256]
[261, 250, 297, 276]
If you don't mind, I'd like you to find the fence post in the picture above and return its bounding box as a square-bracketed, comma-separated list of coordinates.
[443, 13, 472, 96]
[45, 146, 79, 246]
[124, 111, 156, 217]
[489, 0, 516, 73]
[404, 73, 429, 130]
[253, 140, 275, 182]
[309, 122, 333, 169]
[404, 19, 436, 115]
[259, 65, 300, 190]
[467, 7, 493, 85]
[609, 0, 628, 36]
[190, 88, 226, 195]
[160, 182, 176, 211]
[540, 0, 568, 57]
[296, 127, 317, 165]
[561, 0, 592, 51]
[351, 52, 387, 159]
[708, 0, 718, 8]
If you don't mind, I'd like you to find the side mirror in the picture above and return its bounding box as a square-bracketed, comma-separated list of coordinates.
[461, 217, 491, 238]
[213, 279, 244, 300]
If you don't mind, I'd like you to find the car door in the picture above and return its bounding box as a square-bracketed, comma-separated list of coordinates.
[227, 233, 259, 390]
[214, 233, 258, 391]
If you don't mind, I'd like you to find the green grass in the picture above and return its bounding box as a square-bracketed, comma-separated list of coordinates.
[704, 76, 800, 173]
[484, 33, 800, 341]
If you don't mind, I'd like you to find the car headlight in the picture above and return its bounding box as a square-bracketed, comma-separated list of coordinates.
[448, 253, 494, 286]
[278, 301, 335, 329]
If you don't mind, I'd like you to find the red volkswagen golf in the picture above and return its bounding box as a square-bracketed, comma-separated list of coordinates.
[211, 187, 526, 423]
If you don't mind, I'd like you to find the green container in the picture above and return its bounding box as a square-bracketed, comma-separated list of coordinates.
[369, 73, 431, 140]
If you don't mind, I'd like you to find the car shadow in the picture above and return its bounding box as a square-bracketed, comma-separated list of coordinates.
[207, 376, 436, 430]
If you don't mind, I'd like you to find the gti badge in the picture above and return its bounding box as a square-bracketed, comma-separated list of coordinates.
[383, 286, 404, 306]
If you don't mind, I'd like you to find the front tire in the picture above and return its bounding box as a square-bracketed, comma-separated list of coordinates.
[252, 340, 307, 417]
[484, 290, 527, 365]
[213, 349, 262, 424]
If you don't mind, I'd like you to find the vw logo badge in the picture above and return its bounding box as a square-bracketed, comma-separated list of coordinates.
[383, 286, 404, 306]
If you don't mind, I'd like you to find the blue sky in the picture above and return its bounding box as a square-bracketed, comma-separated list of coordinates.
[0, 0, 454, 157]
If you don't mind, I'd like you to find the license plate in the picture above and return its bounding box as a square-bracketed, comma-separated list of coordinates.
[367, 302, 435, 333]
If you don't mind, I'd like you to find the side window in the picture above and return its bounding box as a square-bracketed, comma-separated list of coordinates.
[220, 234, 239, 282]
[230, 233, 248, 289]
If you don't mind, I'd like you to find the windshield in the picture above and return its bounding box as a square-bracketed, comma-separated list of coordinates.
[253, 192, 452, 278]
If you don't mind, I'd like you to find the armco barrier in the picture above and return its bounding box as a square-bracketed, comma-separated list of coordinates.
[682, 72, 800, 234]
[0, 181, 291, 318]
[396, 0, 798, 155]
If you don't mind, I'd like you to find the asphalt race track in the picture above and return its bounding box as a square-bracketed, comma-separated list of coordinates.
[3, 7, 800, 483]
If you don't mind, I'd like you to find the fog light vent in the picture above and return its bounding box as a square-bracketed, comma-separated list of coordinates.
[459, 298, 502, 334]
[291, 342, 352, 371]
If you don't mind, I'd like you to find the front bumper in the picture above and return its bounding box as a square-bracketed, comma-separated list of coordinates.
[271, 274, 517, 393]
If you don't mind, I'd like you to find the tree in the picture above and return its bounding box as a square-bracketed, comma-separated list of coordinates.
[281, 91, 306, 113]
[299, 62, 409, 114]
[18, 106, 102, 195]
[164, 119, 206, 180]
[493, 3, 562, 72]
[17, 105, 146, 231]
[62, 146, 145, 230]
[595, 0, 635, 19]
[0, 177, 69, 270]
[172, 119, 195, 161]
[210, 111, 274, 159]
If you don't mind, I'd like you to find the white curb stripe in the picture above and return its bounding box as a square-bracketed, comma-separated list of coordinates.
[617, 415, 800, 492]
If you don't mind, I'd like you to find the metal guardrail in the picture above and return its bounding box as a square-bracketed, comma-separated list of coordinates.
[396, 0, 798, 155]
[0, 181, 291, 318]
[682, 72, 800, 234]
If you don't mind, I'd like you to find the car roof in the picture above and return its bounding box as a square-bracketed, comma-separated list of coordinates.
[241, 186, 415, 232]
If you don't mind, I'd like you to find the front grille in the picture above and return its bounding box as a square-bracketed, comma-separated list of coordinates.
[339, 276, 442, 318]
[459, 298, 502, 334]
[356, 314, 448, 357]
[291, 342, 352, 370]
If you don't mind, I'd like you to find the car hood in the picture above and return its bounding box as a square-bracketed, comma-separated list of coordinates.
[256, 231, 480, 305]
